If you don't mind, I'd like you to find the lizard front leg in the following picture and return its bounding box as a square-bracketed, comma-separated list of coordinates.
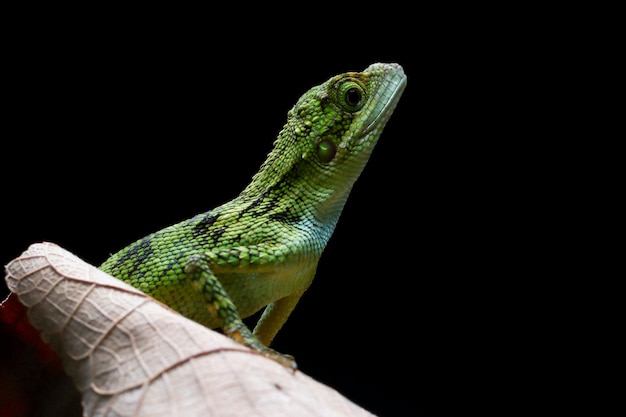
[253, 289, 306, 347]
[184, 253, 297, 370]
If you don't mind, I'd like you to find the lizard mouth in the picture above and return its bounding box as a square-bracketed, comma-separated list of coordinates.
[361, 69, 407, 136]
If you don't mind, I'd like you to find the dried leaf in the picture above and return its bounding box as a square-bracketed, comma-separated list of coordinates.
[4, 242, 376, 417]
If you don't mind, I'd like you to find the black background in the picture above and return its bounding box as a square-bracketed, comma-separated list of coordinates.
[1, 16, 554, 417]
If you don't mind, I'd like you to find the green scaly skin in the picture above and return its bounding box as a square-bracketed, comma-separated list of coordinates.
[99, 63, 407, 369]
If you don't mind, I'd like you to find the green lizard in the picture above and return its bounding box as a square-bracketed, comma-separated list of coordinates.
[99, 63, 407, 369]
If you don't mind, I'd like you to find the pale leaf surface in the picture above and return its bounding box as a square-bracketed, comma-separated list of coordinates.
[5, 242, 376, 417]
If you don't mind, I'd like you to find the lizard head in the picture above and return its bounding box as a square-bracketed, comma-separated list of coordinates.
[244, 63, 407, 227]
[293, 62, 406, 163]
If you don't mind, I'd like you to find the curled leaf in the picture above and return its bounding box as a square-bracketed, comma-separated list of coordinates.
[4, 242, 375, 417]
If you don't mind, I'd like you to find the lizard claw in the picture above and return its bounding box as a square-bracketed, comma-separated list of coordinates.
[227, 326, 297, 371]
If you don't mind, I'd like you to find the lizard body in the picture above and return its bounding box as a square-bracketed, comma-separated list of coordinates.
[100, 63, 407, 368]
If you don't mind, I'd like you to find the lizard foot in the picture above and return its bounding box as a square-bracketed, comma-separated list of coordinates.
[227, 326, 297, 371]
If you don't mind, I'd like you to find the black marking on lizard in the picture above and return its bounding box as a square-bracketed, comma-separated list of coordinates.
[268, 209, 302, 225]
[193, 212, 219, 228]
[237, 190, 280, 220]
[191, 213, 228, 242]
[111, 235, 155, 276]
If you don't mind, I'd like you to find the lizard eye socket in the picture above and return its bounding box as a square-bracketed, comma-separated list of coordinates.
[336, 79, 366, 112]
[317, 138, 337, 163]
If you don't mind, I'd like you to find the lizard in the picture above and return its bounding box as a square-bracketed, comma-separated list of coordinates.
[99, 62, 407, 369]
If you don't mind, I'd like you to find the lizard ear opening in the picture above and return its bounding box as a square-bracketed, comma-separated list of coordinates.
[317, 138, 337, 163]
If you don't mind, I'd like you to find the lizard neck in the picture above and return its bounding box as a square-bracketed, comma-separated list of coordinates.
[237, 135, 369, 236]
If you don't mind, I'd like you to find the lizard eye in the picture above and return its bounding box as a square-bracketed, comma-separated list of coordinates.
[345, 88, 361, 107]
[317, 138, 337, 163]
[336, 79, 366, 112]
